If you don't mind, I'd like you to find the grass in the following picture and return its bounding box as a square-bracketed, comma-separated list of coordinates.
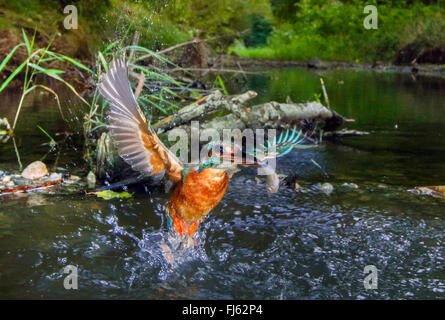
[37, 125, 57, 150]
[82, 39, 189, 139]
[0, 29, 92, 132]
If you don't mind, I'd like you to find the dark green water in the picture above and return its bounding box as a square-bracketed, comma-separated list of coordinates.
[0, 69, 444, 299]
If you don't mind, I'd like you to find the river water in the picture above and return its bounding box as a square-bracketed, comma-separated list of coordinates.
[0, 68, 444, 299]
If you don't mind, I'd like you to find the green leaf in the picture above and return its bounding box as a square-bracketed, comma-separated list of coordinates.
[139, 96, 167, 114]
[131, 64, 182, 86]
[93, 190, 133, 200]
[216, 75, 229, 95]
[98, 51, 108, 73]
[52, 52, 94, 74]
[0, 59, 28, 92]
[37, 125, 56, 144]
[28, 63, 64, 81]
[161, 87, 182, 99]
[125, 45, 173, 65]
[0, 43, 25, 73]
[102, 40, 120, 55]
[28, 63, 64, 75]
[39, 57, 58, 63]
[22, 29, 31, 55]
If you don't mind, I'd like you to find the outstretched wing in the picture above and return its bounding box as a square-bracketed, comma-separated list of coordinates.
[266, 127, 307, 157]
[99, 58, 183, 182]
[247, 127, 311, 161]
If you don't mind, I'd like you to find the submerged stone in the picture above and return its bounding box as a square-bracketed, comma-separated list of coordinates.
[87, 171, 96, 188]
[67, 175, 81, 182]
[49, 173, 62, 181]
[320, 182, 334, 195]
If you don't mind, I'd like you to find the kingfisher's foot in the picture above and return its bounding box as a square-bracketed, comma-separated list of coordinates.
[171, 215, 199, 237]
[188, 221, 199, 237]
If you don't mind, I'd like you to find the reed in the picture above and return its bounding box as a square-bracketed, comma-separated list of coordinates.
[0, 29, 93, 132]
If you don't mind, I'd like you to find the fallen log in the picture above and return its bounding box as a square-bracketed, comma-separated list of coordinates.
[152, 90, 257, 133]
[161, 90, 348, 138]
[323, 129, 369, 138]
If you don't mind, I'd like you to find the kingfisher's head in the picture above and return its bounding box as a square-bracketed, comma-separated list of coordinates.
[198, 141, 252, 174]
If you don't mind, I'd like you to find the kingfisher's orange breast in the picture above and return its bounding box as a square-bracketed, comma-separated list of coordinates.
[166, 168, 229, 222]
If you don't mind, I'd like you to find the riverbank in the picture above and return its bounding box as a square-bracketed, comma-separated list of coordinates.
[230, 1, 445, 64]
[208, 54, 445, 79]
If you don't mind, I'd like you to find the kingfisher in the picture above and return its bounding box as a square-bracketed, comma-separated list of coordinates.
[99, 59, 306, 239]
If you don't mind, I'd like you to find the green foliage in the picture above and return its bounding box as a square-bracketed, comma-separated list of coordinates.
[1, 0, 271, 57]
[243, 16, 273, 48]
[232, 0, 445, 62]
[2, 0, 443, 66]
[164, 0, 272, 36]
[270, 0, 298, 21]
[98, 0, 272, 51]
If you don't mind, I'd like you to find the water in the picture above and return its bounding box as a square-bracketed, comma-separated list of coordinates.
[0, 69, 444, 299]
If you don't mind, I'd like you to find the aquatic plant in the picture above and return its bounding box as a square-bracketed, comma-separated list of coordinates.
[0, 29, 93, 132]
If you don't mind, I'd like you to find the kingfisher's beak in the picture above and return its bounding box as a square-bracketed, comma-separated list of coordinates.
[217, 147, 259, 167]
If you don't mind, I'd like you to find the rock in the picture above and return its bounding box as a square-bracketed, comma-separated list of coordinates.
[6, 181, 14, 188]
[21, 161, 49, 180]
[2, 175, 11, 183]
[48, 173, 62, 181]
[412, 187, 433, 196]
[320, 182, 334, 195]
[307, 57, 329, 69]
[87, 171, 96, 188]
[413, 186, 445, 197]
[342, 183, 359, 189]
[67, 175, 81, 182]
[378, 183, 388, 189]
[307, 57, 321, 68]
[295, 187, 309, 193]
